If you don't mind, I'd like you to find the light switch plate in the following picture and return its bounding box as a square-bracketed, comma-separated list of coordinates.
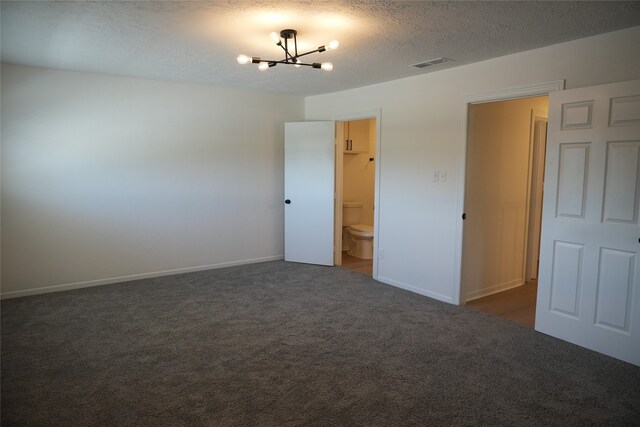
[433, 170, 440, 182]
[440, 170, 447, 182]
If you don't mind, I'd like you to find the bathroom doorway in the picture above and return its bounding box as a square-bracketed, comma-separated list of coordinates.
[461, 96, 548, 328]
[335, 118, 377, 277]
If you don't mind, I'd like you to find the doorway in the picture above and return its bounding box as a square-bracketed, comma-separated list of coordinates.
[461, 96, 548, 327]
[335, 118, 377, 277]
[283, 112, 381, 277]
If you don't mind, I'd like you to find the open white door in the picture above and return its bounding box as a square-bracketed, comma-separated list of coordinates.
[536, 80, 640, 366]
[284, 121, 335, 265]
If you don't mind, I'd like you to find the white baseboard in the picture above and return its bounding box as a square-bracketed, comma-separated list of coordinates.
[464, 279, 523, 303]
[0, 255, 284, 300]
[377, 276, 453, 304]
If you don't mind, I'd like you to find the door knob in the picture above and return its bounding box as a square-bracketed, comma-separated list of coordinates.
[285, 199, 291, 204]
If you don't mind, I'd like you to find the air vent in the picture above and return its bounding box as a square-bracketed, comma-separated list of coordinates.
[411, 57, 452, 69]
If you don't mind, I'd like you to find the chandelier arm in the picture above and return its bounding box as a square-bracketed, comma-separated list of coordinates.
[277, 42, 296, 63]
[285, 36, 296, 62]
[277, 43, 288, 55]
[255, 59, 284, 64]
[285, 50, 295, 62]
[292, 48, 324, 60]
[256, 59, 319, 67]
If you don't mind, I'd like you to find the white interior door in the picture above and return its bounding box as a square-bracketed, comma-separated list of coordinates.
[284, 121, 335, 265]
[536, 80, 640, 366]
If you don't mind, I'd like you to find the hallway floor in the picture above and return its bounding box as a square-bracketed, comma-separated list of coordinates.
[465, 281, 538, 328]
[339, 252, 373, 276]
[340, 255, 537, 329]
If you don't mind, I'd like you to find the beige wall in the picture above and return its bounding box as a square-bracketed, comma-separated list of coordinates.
[462, 96, 548, 301]
[306, 26, 640, 303]
[342, 119, 376, 226]
[1, 64, 304, 297]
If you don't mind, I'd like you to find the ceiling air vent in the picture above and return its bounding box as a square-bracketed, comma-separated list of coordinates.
[411, 57, 452, 69]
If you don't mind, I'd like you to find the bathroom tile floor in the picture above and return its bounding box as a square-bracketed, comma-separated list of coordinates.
[339, 252, 373, 276]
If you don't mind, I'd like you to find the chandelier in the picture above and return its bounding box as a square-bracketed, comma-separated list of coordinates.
[237, 29, 339, 71]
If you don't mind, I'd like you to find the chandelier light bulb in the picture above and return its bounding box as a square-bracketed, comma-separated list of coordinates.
[258, 62, 269, 71]
[237, 54, 250, 65]
[269, 32, 281, 44]
[321, 62, 334, 71]
[327, 40, 340, 50]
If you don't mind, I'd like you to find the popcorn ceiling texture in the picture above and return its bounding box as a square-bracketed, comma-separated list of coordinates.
[1, 1, 639, 95]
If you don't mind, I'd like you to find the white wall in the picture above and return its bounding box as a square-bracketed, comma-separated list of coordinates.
[462, 96, 548, 302]
[305, 26, 640, 303]
[1, 63, 304, 297]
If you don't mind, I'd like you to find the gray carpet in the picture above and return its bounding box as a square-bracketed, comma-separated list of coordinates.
[2, 261, 639, 426]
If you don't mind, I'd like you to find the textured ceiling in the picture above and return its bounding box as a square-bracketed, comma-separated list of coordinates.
[2, 1, 639, 96]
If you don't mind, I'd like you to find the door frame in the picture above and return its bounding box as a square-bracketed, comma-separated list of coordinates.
[453, 81, 565, 305]
[334, 122, 345, 266]
[332, 109, 382, 280]
[524, 110, 548, 282]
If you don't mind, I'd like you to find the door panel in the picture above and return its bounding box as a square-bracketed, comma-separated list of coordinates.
[536, 79, 640, 366]
[603, 142, 639, 223]
[595, 248, 635, 332]
[556, 143, 590, 219]
[284, 122, 335, 266]
[549, 241, 583, 318]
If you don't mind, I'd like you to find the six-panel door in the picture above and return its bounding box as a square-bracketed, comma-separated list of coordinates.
[536, 80, 640, 366]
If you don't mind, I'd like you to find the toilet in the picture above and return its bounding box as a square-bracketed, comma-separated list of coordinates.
[348, 224, 374, 259]
[342, 202, 374, 260]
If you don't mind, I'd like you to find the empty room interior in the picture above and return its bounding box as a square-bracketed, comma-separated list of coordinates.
[2, 1, 640, 425]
